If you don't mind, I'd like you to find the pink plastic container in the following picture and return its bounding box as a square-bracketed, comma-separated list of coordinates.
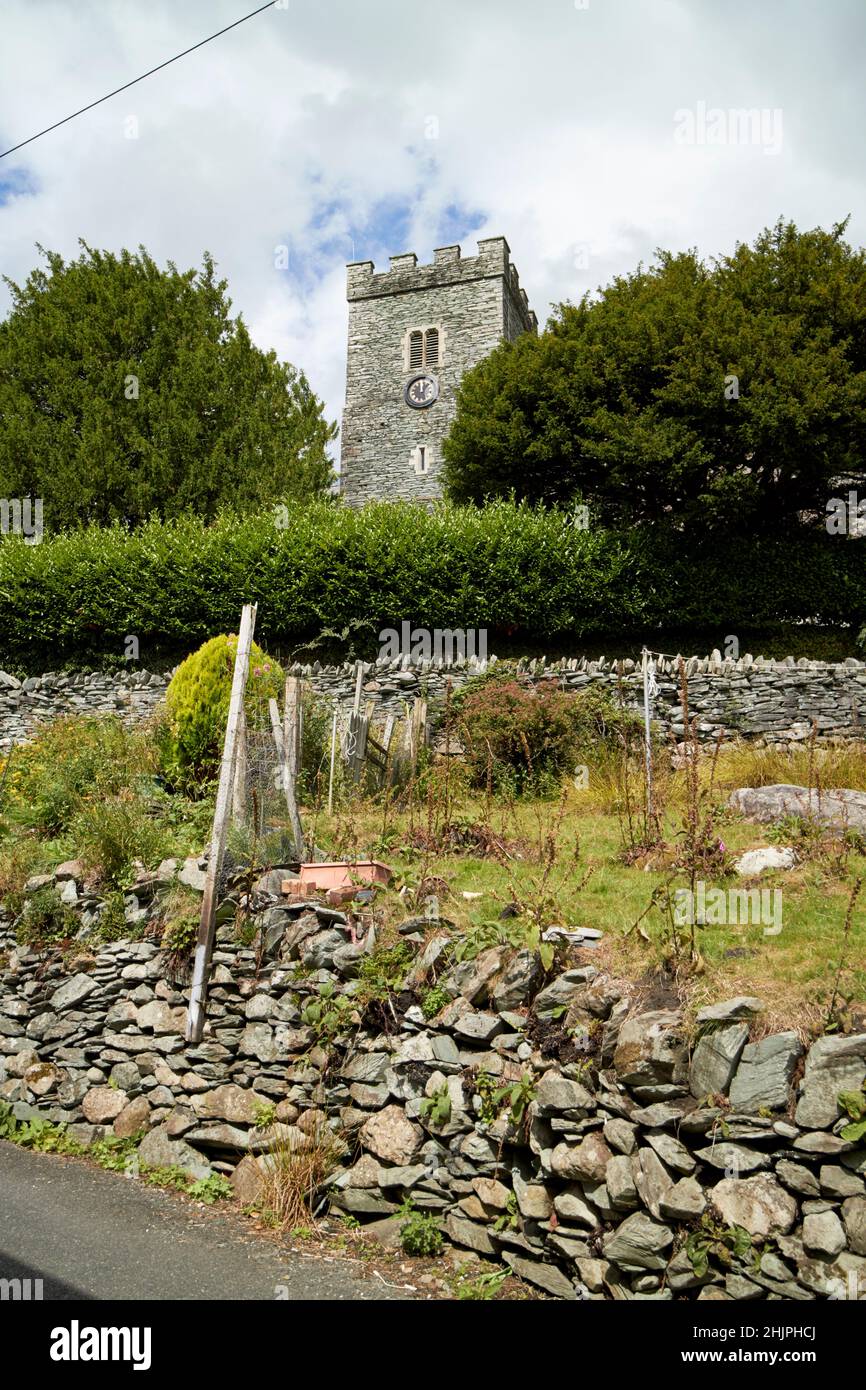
[296, 860, 392, 892]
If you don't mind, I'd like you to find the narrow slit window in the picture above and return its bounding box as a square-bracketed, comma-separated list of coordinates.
[418, 445, 427, 473]
[409, 331, 423, 369]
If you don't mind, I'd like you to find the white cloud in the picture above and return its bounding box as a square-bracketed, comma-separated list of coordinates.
[1, 0, 864, 467]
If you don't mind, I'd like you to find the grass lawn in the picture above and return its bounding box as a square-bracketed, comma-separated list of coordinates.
[307, 741, 866, 1038]
[1, 714, 864, 1039]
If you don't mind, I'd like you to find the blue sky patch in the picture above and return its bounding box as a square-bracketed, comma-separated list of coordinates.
[0, 166, 38, 206]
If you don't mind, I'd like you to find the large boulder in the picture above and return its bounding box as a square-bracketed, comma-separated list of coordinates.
[728, 784, 866, 833]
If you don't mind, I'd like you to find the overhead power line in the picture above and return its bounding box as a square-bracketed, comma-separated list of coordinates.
[0, 1, 276, 161]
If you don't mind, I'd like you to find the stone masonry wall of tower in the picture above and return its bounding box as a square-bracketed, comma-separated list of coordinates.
[340, 237, 537, 505]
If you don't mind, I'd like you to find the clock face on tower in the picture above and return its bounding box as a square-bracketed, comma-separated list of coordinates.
[404, 372, 439, 408]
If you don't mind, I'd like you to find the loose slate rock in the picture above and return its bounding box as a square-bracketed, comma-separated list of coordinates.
[603, 1212, 674, 1271]
[550, 1131, 611, 1182]
[645, 1131, 696, 1175]
[803, 1210, 847, 1257]
[690, 1023, 749, 1098]
[695, 996, 763, 1024]
[613, 1010, 688, 1088]
[503, 1252, 576, 1299]
[534, 1069, 595, 1115]
[453, 1011, 503, 1044]
[490, 949, 544, 1012]
[794, 1033, 866, 1130]
[659, 1177, 706, 1221]
[728, 1032, 803, 1113]
[50, 973, 98, 1012]
[842, 1196, 866, 1255]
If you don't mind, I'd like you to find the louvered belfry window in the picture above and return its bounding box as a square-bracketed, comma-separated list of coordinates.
[407, 327, 442, 370]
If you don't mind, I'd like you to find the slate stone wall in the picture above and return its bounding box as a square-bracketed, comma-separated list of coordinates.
[2, 887, 864, 1302]
[2, 653, 866, 750]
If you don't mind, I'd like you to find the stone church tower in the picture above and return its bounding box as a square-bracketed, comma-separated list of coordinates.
[340, 237, 537, 505]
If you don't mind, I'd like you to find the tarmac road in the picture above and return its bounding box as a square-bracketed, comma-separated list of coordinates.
[0, 1141, 410, 1301]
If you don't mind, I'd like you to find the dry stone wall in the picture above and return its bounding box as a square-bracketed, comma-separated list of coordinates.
[1, 864, 864, 1302]
[2, 652, 866, 750]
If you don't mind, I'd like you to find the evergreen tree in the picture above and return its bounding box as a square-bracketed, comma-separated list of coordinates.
[443, 219, 866, 532]
[0, 242, 336, 529]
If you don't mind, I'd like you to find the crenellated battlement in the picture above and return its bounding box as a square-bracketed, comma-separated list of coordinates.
[346, 236, 536, 331]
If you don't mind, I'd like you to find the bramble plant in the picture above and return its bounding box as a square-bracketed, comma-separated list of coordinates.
[300, 982, 356, 1046]
[838, 1082, 866, 1143]
[397, 1197, 444, 1257]
[420, 1083, 452, 1128]
[421, 985, 450, 1019]
[454, 675, 630, 795]
[686, 1212, 753, 1279]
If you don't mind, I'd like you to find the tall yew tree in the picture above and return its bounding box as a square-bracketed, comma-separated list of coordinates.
[443, 219, 866, 532]
[0, 242, 336, 528]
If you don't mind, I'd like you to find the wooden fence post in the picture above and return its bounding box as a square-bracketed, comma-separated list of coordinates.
[283, 676, 305, 860]
[327, 709, 338, 815]
[186, 603, 256, 1044]
[231, 708, 247, 826]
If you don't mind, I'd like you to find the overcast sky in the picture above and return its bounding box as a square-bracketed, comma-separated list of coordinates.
[1, 0, 864, 466]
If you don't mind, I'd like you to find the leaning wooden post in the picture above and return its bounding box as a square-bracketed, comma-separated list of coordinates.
[327, 709, 338, 815]
[283, 675, 305, 860]
[641, 648, 654, 822]
[231, 707, 248, 826]
[347, 661, 366, 782]
[186, 603, 256, 1044]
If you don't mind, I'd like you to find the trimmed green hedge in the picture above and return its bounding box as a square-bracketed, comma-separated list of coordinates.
[0, 500, 863, 668]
